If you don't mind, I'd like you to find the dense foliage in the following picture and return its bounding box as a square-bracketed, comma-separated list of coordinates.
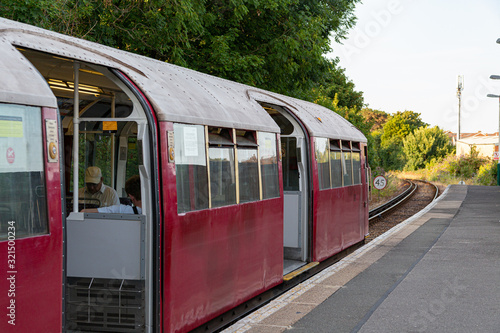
[367, 111, 429, 170]
[403, 126, 454, 171]
[400, 147, 497, 186]
[361, 108, 389, 132]
[380, 111, 428, 145]
[0, 0, 362, 108]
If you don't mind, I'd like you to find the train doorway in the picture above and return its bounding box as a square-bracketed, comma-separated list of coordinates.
[261, 103, 310, 273]
[18, 48, 158, 332]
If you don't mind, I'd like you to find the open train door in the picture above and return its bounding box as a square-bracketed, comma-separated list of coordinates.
[0, 40, 63, 331]
[259, 102, 311, 272]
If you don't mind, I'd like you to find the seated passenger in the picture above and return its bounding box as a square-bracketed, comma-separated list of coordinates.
[78, 166, 119, 207]
[82, 175, 142, 214]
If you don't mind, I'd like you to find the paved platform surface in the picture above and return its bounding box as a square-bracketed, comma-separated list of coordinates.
[224, 185, 500, 333]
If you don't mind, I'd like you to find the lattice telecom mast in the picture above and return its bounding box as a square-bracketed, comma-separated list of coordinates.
[457, 75, 464, 141]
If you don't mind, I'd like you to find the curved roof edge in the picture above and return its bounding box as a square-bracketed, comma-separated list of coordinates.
[247, 90, 367, 143]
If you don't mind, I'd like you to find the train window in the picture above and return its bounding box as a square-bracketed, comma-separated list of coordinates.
[238, 148, 259, 203]
[281, 137, 299, 191]
[315, 138, 331, 190]
[0, 104, 48, 240]
[259, 132, 279, 199]
[173, 124, 209, 213]
[352, 142, 361, 185]
[342, 141, 353, 186]
[236, 131, 259, 203]
[209, 127, 236, 208]
[330, 140, 343, 188]
[125, 137, 140, 182]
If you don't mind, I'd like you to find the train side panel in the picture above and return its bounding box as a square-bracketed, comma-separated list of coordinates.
[0, 107, 62, 332]
[159, 122, 284, 332]
[310, 138, 367, 262]
[313, 186, 365, 261]
[361, 143, 369, 235]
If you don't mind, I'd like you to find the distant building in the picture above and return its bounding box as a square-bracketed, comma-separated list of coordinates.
[454, 131, 499, 159]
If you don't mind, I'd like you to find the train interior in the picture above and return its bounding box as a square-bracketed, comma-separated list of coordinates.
[261, 103, 310, 274]
[19, 48, 153, 332]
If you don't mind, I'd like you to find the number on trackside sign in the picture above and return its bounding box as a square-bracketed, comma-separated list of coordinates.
[373, 175, 387, 190]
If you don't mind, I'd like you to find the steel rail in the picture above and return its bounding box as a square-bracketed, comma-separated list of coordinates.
[369, 180, 417, 220]
[369, 179, 439, 221]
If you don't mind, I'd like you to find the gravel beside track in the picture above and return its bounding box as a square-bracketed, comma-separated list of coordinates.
[366, 180, 442, 243]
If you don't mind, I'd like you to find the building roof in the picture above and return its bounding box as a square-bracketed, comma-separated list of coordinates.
[457, 135, 499, 145]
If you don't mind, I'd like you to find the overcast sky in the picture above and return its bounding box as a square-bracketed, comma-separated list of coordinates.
[328, 0, 500, 134]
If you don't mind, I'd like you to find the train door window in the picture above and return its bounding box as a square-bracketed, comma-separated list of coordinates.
[236, 131, 259, 203]
[352, 142, 361, 185]
[125, 136, 140, 182]
[342, 141, 353, 186]
[0, 104, 48, 240]
[68, 121, 120, 209]
[208, 127, 236, 208]
[281, 137, 299, 191]
[258, 132, 279, 199]
[330, 139, 343, 188]
[174, 123, 209, 213]
[315, 137, 331, 190]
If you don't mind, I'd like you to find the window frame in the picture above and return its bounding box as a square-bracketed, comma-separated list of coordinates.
[0, 103, 49, 240]
[174, 124, 280, 212]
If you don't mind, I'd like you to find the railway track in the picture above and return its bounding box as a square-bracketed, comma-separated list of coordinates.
[366, 179, 440, 242]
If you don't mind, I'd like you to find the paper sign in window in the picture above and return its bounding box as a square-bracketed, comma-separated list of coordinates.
[183, 126, 198, 156]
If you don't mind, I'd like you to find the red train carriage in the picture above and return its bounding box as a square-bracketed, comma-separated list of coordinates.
[0, 17, 368, 333]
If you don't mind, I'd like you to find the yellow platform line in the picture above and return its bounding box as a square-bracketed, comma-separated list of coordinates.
[283, 262, 320, 281]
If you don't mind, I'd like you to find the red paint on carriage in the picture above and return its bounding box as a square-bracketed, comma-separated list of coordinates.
[313, 185, 365, 262]
[159, 123, 284, 332]
[310, 139, 368, 263]
[0, 107, 63, 332]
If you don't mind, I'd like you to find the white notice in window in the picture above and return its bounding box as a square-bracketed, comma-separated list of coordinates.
[183, 126, 198, 156]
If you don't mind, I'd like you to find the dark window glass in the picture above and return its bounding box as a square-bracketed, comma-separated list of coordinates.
[330, 150, 343, 188]
[352, 152, 361, 184]
[0, 104, 48, 240]
[343, 151, 353, 186]
[281, 137, 299, 191]
[238, 148, 259, 203]
[268, 112, 294, 135]
[209, 147, 236, 207]
[259, 132, 279, 199]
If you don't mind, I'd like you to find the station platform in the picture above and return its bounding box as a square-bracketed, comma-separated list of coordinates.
[224, 185, 500, 332]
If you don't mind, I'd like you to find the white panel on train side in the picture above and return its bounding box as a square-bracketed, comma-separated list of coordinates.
[0, 39, 56, 108]
[67, 214, 146, 280]
[284, 192, 301, 248]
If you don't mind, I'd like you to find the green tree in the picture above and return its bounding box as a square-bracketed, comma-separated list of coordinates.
[403, 126, 454, 171]
[311, 62, 364, 110]
[380, 110, 428, 145]
[365, 111, 427, 171]
[0, 0, 361, 101]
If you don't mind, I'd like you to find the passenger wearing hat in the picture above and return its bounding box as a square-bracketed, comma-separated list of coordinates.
[78, 166, 119, 208]
[82, 175, 142, 214]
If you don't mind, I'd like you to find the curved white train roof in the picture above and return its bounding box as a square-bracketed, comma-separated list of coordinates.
[0, 17, 366, 143]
